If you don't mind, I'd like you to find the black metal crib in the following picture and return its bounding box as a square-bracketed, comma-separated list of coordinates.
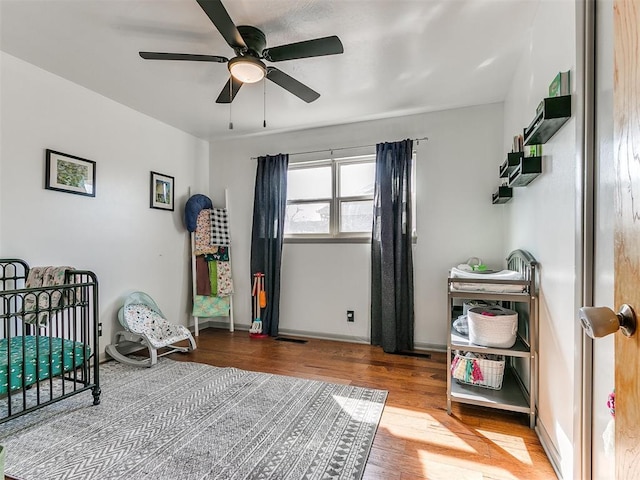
[0, 259, 100, 424]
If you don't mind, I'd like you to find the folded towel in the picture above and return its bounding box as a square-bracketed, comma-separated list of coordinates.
[449, 267, 523, 280]
[453, 315, 468, 335]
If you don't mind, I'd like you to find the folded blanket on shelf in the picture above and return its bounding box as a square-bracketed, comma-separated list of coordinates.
[208, 259, 218, 295]
[195, 256, 211, 296]
[449, 267, 525, 293]
[192, 295, 230, 317]
[193, 209, 215, 255]
[204, 246, 229, 262]
[216, 261, 233, 297]
[209, 208, 230, 245]
[194, 209, 231, 254]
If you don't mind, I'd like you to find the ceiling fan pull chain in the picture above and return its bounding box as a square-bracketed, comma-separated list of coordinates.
[228, 77, 234, 130]
[263, 78, 267, 128]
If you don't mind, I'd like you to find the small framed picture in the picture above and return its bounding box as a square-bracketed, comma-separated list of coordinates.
[150, 171, 175, 211]
[45, 149, 96, 197]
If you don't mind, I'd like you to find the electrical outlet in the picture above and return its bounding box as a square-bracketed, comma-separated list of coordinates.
[347, 310, 354, 322]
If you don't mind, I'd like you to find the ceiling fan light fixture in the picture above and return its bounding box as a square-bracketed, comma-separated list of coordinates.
[228, 56, 266, 84]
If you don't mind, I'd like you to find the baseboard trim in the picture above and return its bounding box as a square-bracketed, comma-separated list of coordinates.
[536, 419, 562, 479]
[199, 325, 447, 353]
[278, 328, 370, 344]
[414, 341, 446, 353]
[197, 325, 371, 344]
[194, 320, 250, 331]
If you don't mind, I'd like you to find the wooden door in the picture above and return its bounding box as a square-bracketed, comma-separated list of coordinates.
[613, 0, 640, 477]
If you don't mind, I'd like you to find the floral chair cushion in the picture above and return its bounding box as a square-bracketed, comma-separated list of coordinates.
[123, 304, 192, 349]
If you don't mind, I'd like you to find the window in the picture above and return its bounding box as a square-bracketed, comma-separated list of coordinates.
[285, 156, 375, 241]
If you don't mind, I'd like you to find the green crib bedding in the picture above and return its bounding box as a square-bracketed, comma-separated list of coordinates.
[0, 336, 90, 395]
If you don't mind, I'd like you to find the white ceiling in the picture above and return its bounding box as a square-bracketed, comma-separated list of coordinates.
[0, 0, 540, 142]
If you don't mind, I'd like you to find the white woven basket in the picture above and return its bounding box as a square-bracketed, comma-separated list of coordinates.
[451, 353, 505, 390]
[468, 306, 518, 348]
[462, 300, 496, 316]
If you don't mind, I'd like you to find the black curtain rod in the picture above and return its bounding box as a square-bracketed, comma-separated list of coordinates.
[250, 136, 429, 160]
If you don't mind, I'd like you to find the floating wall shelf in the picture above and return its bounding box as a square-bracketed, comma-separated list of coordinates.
[500, 152, 524, 178]
[509, 156, 542, 187]
[492, 186, 513, 204]
[524, 95, 571, 146]
[492, 94, 570, 203]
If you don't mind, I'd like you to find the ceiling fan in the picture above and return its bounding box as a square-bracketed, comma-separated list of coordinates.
[139, 0, 344, 104]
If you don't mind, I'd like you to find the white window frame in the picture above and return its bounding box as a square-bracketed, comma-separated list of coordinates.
[285, 155, 375, 243]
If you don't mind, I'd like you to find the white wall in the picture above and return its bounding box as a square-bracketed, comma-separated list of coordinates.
[210, 103, 506, 348]
[502, 1, 578, 478]
[0, 52, 210, 353]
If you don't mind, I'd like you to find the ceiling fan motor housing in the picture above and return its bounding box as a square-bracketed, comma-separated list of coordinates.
[237, 25, 266, 57]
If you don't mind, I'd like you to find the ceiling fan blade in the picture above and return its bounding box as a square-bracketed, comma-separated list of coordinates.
[266, 67, 320, 103]
[139, 52, 228, 62]
[263, 36, 343, 62]
[216, 76, 243, 103]
[196, 0, 247, 50]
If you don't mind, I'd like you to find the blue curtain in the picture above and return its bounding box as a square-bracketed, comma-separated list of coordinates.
[250, 154, 288, 336]
[370, 139, 414, 353]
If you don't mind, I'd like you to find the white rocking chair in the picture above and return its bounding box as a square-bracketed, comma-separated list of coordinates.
[105, 291, 196, 367]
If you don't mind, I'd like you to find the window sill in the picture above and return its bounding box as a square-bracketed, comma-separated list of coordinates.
[284, 234, 418, 245]
[284, 236, 371, 244]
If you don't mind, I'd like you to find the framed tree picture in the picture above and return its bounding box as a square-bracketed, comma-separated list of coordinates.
[45, 149, 96, 197]
[150, 171, 175, 211]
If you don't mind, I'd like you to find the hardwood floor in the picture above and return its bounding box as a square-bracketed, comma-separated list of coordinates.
[169, 328, 557, 480]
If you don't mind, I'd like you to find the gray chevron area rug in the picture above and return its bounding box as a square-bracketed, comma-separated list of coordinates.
[0, 358, 387, 480]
